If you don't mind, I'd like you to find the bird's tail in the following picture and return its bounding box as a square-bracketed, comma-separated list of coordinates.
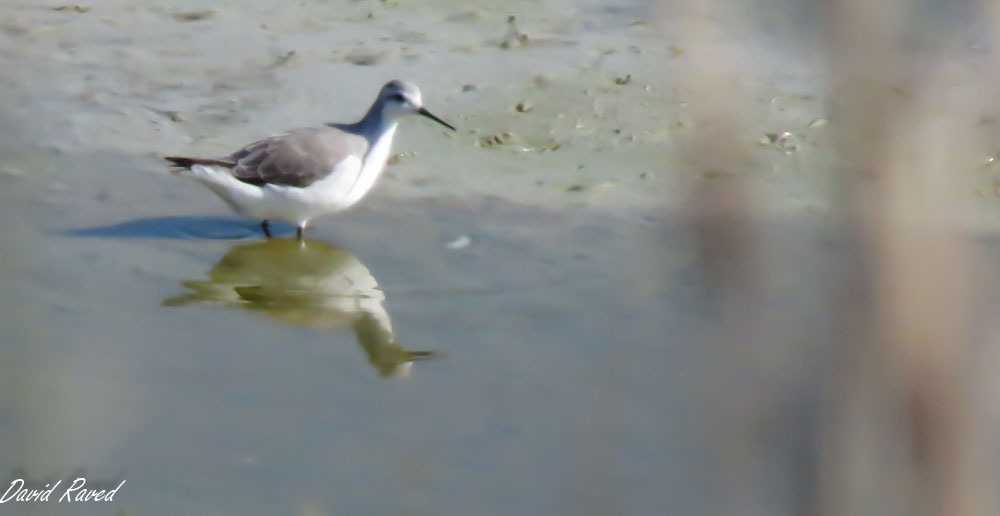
[164, 158, 257, 214]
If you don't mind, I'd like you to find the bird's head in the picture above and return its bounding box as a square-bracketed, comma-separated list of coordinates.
[378, 80, 455, 131]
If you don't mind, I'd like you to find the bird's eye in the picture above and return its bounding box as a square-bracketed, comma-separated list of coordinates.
[391, 93, 406, 102]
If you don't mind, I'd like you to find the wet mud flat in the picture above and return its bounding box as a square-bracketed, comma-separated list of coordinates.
[0, 0, 848, 215]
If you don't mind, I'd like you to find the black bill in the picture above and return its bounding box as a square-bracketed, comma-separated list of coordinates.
[418, 107, 456, 131]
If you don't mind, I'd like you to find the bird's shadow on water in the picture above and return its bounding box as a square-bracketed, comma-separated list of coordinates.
[63, 216, 295, 240]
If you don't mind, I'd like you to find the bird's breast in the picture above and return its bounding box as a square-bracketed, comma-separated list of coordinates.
[341, 124, 397, 206]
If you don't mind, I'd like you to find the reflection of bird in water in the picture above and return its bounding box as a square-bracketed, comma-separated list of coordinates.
[162, 238, 434, 377]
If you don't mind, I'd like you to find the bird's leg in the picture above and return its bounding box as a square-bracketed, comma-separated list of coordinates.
[261, 220, 272, 238]
[296, 225, 304, 240]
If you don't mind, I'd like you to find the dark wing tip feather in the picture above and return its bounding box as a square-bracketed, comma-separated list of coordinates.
[164, 156, 236, 169]
[164, 156, 196, 168]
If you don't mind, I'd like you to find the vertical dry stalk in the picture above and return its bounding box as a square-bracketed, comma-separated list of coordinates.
[665, 0, 998, 513]
[668, 2, 780, 514]
[822, 0, 990, 515]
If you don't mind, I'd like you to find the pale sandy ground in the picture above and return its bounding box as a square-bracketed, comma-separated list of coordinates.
[0, 0, 842, 216]
[2, 0, 999, 219]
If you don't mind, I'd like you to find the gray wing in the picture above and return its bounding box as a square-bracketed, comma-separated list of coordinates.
[227, 127, 369, 188]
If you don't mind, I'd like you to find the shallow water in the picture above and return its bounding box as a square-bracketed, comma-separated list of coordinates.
[0, 143, 856, 514]
[1, 153, 714, 513]
[1, 0, 997, 514]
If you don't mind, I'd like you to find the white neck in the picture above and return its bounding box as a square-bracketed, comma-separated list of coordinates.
[341, 122, 397, 207]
